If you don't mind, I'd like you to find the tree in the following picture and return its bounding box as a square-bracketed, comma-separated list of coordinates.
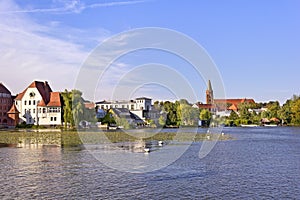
[228, 111, 239, 120]
[200, 109, 212, 121]
[266, 101, 280, 118]
[61, 89, 96, 128]
[61, 90, 74, 128]
[291, 98, 300, 125]
[158, 115, 166, 127]
[115, 116, 130, 129]
[238, 103, 252, 121]
[179, 103, 199, 126]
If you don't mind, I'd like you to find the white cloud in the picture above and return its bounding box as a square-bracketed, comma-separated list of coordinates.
[0, 0, 89, 94]
[0, 0, 147, 14]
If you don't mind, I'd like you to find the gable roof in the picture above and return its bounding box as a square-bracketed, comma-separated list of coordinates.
[228, 104, 238, 111]
[47, 92, 61, 107]
[7, 104, 20, 114]
[0, 83, 11, 95]
[15, 81, 53, 104]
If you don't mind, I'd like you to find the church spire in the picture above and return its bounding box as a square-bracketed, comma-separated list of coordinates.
[206, 80, 214, 104]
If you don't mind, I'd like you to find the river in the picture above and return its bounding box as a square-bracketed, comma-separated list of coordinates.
[0, 127, 299, 199]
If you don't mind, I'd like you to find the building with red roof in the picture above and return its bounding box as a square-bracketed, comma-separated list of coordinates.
[197, 80, 255, 112]
[14, 81, 62, 126]
[0, 83, 18, 127]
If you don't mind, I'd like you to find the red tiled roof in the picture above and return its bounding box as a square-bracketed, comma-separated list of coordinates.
[38, 99, 47, 107]
[0, 83, 11, 95]
[198, 103, 216, 109]
[15, 81, 53, 104]
[228, 104, 238, 111]
[7, 104, 20, 114]
[214, 98, 255, 105]
[47, 92, 61, 107]
[15, 91, 25, 100]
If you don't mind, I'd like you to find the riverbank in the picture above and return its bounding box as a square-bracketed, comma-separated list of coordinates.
[0, 129, 233, 147]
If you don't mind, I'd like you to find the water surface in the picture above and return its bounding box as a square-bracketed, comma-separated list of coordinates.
[0, 127, 299, 199]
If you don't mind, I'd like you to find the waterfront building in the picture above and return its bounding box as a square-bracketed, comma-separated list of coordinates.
[14, 81, 62, 126]
[0, 83, 16, 127]
[96, 97, 152, 121]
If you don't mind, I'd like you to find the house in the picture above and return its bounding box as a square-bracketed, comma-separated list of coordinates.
[0, 83, 18, 128]
[110, 108, 144, 126]
[96, 97, 152, 122]
[14, 81, 62, 126]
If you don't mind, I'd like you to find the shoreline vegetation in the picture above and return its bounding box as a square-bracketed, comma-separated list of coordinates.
[0, 128, 234, 147]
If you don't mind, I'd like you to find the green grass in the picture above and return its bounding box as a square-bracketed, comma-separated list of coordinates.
[0, 129, 234, 147]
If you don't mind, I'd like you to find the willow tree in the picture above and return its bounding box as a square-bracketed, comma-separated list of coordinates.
[61, 89, 86, 128]
[61, 90, 74, 128]
[71, 90, 85, 127]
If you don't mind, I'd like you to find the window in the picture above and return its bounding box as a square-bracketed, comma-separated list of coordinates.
[33, 109, 35, 113]
[50, 117, 53, 121]
[29, 100, 31, 105]
[39, 108, 41, 113]
[24, 100, 27, 105]
[48, 107, 60, 113]
[33, 100, 36, 105]
[43, 108, 46, 113]
[54, 117, 57, 121]
[29, 109, 31, 113]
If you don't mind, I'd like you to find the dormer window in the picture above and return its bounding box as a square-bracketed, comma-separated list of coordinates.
[29, 92, 35, 97]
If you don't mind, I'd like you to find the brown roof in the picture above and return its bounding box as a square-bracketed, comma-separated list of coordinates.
[214, 98, 255, 105]
[0, 83, 11, 95]
[198, 103, 216, 109]
[15, 91, 25, 100]
[38, 99, 47, 107]
[15, 81, 53, 104]
[228, 104, 238, 111]
[47, 92, 61, 107]
[7, 104, 20, 114]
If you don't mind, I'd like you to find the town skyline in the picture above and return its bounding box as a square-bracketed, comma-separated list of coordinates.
[1, 0, 299, 104]
[0, 79, 296, 106]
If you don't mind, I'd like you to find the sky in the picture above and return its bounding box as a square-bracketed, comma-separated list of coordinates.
[0, 0, 299, 104]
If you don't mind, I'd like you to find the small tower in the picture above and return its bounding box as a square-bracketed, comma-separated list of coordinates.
[206, 80, 214, 104]
[7, 104, 20, 127]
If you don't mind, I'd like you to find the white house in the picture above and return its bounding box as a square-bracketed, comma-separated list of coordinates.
[96, 97, 152, 121]
[14, 81, 62, 126]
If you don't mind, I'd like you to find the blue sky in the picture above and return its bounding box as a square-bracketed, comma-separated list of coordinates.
[0, 0, 299, 104]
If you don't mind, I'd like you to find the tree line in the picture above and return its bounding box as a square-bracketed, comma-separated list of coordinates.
[225, 95, 300, 126]
[59, 90, 300, 128]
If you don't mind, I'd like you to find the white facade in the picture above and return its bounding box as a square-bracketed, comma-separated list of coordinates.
[15, 82, 62, 126]
[96, 97, 152, 121]
[97, 98, 152, 111]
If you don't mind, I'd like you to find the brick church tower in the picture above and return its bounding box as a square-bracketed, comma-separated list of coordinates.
[206, 80, 214, 104]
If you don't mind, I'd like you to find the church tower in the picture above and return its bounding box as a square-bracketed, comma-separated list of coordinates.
[206, 80, 214, 104]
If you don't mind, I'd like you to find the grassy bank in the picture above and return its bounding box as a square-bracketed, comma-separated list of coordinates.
[0, 129, 234, 147]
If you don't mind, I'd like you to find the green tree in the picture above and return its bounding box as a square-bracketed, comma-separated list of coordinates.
[158, 115, 166, 127]
[291, 98, 300, 125]
[238, 102, 252, 121]
[115, 116, 130, 129]
[179, 103, 199, 126]
[200, 109, 212, 121]
[61, 90, 74, 128]
[228, 111, 239, 120]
